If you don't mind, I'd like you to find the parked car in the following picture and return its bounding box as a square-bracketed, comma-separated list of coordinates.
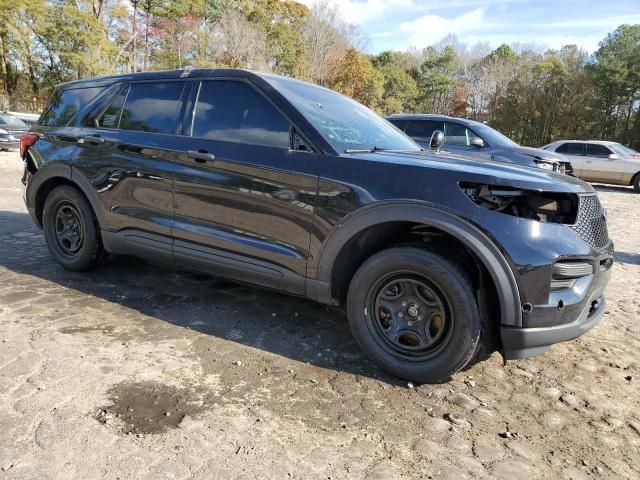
[387, 114, 573, 174]
[544, 140, 640, 192]
[20, 69, 612, 383]
[0, 112, 29, 151]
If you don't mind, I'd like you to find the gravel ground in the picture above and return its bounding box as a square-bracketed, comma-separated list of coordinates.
[0, 151, 638, 479]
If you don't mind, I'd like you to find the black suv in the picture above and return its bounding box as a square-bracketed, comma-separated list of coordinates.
[20, 69, 613, 383]
[387, 114, 573, 174]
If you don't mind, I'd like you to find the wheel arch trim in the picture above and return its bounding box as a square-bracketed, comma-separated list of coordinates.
[26, 163, 107, 228]
[312, 201, 522, 327]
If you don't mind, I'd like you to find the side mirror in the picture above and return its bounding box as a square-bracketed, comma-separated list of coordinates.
[608, 153, 620, 160]
[471, 137, 485, 148]
[430, 130, 445, 152]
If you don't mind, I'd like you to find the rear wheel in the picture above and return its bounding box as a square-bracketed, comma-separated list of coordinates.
[347, 247, 481, 383]
[42, 185, 103, 270]
[633, 173, 640, 193]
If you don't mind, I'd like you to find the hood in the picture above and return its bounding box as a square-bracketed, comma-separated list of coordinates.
[499, 145, 569, 163]
[350, 149, 594, 194]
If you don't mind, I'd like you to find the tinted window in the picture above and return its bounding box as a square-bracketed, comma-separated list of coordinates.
[556, 143, 585, 155]
[192, 80, 290, 149]
[405, 120, 444, 140]
[116, 82, 185, 134]
[586, 144, 612, 157]
[98, 88, 127, 129]
[264, 75, 420, 153]
[40, 87, 103, 127]
[445, 122, 483, 146]
[388, 119, 407, 131]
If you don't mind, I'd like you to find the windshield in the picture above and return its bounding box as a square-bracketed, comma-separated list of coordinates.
[265, 76, 420, 154]
[611, 143, 639, 157]
[471, 123, 519, 148]
[0, 114, 27, 128]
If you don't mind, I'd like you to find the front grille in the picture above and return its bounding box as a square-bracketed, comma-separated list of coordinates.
[570, 194, 609, 250]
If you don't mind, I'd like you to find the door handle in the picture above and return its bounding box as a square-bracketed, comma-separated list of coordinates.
[84, 135, 105, 144]
[187, 150, 216, 163]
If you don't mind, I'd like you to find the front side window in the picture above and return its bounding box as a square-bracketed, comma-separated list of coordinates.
[586, 144, 612, 158]
[405, 120, 444, 140]
[445, 122, 483, 146]
[265, 75, 420, 153]
[191, 80, 290, 149]
[40, 87, 103, 127]
[100, 81, 185, 134]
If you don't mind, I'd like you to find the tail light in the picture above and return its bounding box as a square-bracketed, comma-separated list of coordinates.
[19, 133, 39, 159]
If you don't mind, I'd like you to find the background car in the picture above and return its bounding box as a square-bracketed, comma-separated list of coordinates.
[544, 140, 640, 192]
[387, 114, 572, 174]
[0, 112, 29, 151]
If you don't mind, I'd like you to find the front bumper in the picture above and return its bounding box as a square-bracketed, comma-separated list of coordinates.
[501, 289, 607, 360]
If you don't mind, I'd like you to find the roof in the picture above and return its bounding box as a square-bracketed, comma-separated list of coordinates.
[56, 68, 270, 90]
[386, 113, 482, 126]
[549, 139, 619, 146]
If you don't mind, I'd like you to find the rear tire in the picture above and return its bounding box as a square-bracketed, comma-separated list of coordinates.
[346, 247, 481, 383]
[42, 185, 103, 271]
[633, 174, 640, 193]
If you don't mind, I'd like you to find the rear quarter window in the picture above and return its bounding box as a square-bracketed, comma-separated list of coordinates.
[40, 87, 104, 127]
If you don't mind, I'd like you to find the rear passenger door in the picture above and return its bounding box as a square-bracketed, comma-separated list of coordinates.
[172, 78, 321, 294]
[584, 143, 623, 183]
[404, 120, 444, 149]
[555, 143, 586, 177]
[76, 80, 188, 263]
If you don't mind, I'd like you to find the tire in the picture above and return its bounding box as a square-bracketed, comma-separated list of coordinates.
[42, 185, 103, 271]
[346, 247, 481, 383]
[633, 174, 640, 193]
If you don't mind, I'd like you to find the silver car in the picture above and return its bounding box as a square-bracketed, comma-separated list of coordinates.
[544, 140, 640, 192]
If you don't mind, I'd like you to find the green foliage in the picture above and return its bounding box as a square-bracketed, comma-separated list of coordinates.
[1, 1, 639, 148]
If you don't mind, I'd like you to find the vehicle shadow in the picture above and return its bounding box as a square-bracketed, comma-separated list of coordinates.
[614, 251, 640, 266]
[0, 210, 408, 385]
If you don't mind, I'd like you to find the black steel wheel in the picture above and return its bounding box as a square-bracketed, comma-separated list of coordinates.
[53, 201, 85, 256]
[347, 247, 482, 383]
[368, 275, 452, 360]
[42, 185, 103, 271]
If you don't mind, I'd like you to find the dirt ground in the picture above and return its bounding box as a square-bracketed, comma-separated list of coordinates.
[0, 150, 638, 479]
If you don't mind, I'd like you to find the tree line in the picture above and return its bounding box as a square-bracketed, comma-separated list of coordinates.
[2, 0, 639, 148]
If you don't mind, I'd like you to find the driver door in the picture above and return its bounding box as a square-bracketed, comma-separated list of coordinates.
[444, 122, 491, 159]
[583, 144, 623, 183]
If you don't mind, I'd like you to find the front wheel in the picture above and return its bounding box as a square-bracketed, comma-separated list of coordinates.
[347, 247, 482, 383]
[633, 174, 640, 193]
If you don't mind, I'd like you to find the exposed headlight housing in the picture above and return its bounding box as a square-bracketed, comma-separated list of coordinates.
[461, 183, 578, 224]
[535, 160, 557, 171]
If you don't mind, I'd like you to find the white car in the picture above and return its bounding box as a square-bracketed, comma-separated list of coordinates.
[544, 140, 640, 192]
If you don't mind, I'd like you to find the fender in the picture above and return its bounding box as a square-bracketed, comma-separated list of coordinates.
[25, 162, 108, 229]
[308, 201, 522, 327]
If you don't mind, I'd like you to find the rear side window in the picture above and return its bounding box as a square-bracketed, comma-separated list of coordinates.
[40, 87, 103, 126]
[556, 143, 585, 155]
[191, 80, 290, 149]
[586, 144, 612, 157]
[100, 82, 185, 134]
[405, 120, 445, 140]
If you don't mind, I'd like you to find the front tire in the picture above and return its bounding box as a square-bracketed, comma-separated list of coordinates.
[347, 247, 481, 383]
[633, 174, 640, 193]
[42, 185, 103, 271]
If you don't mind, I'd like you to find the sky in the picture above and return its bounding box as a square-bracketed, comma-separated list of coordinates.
[297, 0, 640, 53]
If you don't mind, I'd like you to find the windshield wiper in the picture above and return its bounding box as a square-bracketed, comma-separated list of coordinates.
[344, 146, 386, 154]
